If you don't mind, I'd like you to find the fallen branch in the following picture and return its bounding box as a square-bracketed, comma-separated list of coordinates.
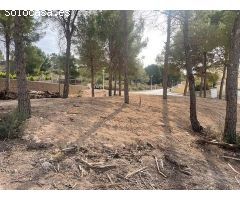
[222, 155, 240, 162]
[65, 183, 77, 189]
[106, 173, 114, 184]
[78, 165, 85, 177]
[228, 163, 240, 175]
[164, 154, 191, 176]
[179, 169, 192, 176]
[125, 166, 148, 179]
[164, 154, 188, 168]
[154, 156, 167, 178]
[57, 163, 60, 172]
[117, 185, 125, 190]
[61, 146, 78, 154]
[196, 139, 240, 151]
[76, 158, 116, 172]
[160, 159, 164, 170]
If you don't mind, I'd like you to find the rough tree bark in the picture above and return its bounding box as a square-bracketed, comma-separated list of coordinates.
[108, 65, 113, 96]
[14, 15, 31, 119]
[118, 65, 122, 96]
[224, 12, 240, 144]
[219, 63, 227, 99]
[63, 36, 71, 98]
[121, 10, 129, 104]
[118, 55, 123, 96]
[183, 11, 202, 132]
[199, 53, 206, 97]
[91, 62, 95, 97]
[199, 70, 204, 97]
[163, 11, 172, 99]
[183, 77, 188, 96]
[60, 11, 78, 98]
[203, 51, 207, 98]
[114, 72, 117, 96]
[5, 33, 10, 92]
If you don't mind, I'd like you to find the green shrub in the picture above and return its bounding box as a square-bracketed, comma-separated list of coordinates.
[45, 76, 51, 80]
[28, 76, 39, 81]
[10, 74, 17, 79]
[29, 76, 34, 81]
[0, 111, 24, 140]
[0, 72, 17, 79]
[0, 71, 6, 78]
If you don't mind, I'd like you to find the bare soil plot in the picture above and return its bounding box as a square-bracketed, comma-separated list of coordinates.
[0, 95, 240, 189]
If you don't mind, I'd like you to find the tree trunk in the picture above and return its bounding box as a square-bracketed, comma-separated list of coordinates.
[203, 51, 207, 98]
[224, 12, 240, 144]
[163, 11, 172, 99]
[219, 63, 227, 99]
[114, 72, 117, 96]
[14, 15, 31, 119]
[183, 11, 202, 133]
[5, 33, 10, 92]
[91, 64, 95, 97]
[199, 74, 204, 97]
[122, 11, 129, 104]
[118, 67, 122, 96]
[183, 77, 188, 96]
[199, 54, 205, 97]
[63, 36, 71, 98]
[108, 64, 112, 96]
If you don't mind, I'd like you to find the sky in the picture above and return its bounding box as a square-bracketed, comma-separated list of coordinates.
[0, 11, 166, 68]
[139, 27, 166, 67]
[35, 11, 167, 68]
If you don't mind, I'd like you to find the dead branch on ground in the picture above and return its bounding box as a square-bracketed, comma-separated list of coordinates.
[154, 156, 167, 178]
[125, 166, 148, 179]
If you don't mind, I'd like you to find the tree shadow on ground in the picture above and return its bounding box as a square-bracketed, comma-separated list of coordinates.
[76, 103, 126, 145]
[161, 99, 187, 189]
[162, 99, 230, 189]
[198, 144, 231, 189]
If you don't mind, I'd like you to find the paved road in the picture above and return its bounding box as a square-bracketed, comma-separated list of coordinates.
[130, 89, 183, 96]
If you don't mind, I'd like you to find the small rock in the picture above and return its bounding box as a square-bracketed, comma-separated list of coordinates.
[42, 161, 53, 171]
[11, 169, 18, 174]
[32, 136, 41, 143]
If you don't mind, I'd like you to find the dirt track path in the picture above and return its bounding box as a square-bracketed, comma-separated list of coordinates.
[0, 95, 240, 189]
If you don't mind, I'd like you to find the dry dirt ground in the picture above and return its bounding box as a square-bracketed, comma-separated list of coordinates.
[0, 93, 240, 190]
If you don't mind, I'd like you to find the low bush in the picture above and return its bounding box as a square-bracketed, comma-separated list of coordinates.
[10, 74, 17, 79]
[0, 111, 24, 140]
[45, 76, 51, 81]
[195, 83, 209, 91]
[0, 71, 6, 78]
[28, 76, 39, 81]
